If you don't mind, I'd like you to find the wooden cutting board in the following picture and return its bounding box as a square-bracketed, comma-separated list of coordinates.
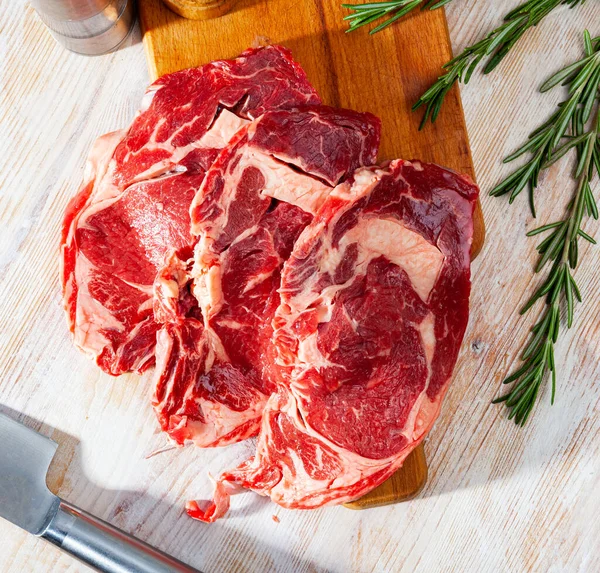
[138, 0, 485, 510]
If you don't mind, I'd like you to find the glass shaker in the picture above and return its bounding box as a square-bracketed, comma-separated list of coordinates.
[30, 0, 136, 56]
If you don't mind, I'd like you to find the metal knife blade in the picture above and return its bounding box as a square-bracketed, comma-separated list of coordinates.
[0, 413, 60, 535]
[0, 412, 200, 572]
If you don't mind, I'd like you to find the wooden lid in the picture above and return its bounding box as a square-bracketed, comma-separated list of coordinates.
[160, 0, 234, 20]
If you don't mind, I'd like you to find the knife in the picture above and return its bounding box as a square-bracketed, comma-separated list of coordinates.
[0, 413, 201, 573]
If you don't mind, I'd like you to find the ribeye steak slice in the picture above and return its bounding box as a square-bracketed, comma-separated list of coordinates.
[61, 45, 320, 375]
[187, 159, 478, 520]
[153, 106, 381, 448]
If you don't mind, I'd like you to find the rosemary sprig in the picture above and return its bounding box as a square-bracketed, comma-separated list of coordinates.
[492, 31, 600, 426]
[413, 0, 588, 128]
[490, 33, 600, 217]
[342, 0, 451, 35]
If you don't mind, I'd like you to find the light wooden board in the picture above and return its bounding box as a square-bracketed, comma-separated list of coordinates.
[3, 1, 600, 572]
[138, 0, 484, 510]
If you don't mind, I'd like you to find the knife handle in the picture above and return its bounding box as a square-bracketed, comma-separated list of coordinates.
[41, 500, 201, 573]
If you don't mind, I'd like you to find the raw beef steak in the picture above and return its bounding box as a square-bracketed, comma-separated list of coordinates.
[61, 45, 320, 375]
[187, 159, 478, 520]
[153, 106, 381, 448]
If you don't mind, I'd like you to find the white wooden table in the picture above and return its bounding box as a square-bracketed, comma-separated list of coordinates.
[1, 2, 599, 571]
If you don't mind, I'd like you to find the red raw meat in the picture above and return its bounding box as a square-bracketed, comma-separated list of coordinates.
[60, 44, 478, 522]
[153, 106, 381, 448]
[190, 159, 478, 520]
[60, 46, 321, 375]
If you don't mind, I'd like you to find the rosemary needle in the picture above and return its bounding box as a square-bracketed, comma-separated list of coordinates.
[492, 31, 600, 426]
[413, 0, 589, 128]
[490, 33, 600, 216]
[342, 0, 452, 35]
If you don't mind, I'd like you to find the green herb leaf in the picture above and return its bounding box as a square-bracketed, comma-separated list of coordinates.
[412, 0, 588, 127]
[492, 29, 599, 425]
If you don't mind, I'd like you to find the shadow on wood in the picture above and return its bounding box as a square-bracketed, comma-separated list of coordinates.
[0, 404, 325, 571]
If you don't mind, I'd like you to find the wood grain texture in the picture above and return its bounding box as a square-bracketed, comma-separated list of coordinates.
[138, 0, 484, 508]
[2, 1, 600, 572]
[345, 446, 428, 510]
